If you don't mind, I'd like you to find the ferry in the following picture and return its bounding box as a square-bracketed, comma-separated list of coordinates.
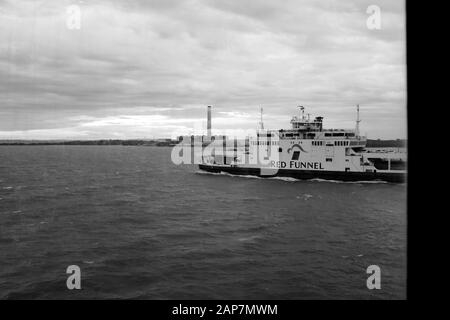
[179, 106, 406, 183]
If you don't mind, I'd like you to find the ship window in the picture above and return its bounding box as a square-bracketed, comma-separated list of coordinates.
[278, 147, 283, 152]
[325, 133, 331, 137]
[326, 158, 333, 162]
[292, 151, 300, 160]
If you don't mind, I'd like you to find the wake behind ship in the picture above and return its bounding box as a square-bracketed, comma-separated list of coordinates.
[176, 106, 406, 183]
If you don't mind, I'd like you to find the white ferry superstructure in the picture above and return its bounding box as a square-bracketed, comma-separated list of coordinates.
[183, 105, 406, 183]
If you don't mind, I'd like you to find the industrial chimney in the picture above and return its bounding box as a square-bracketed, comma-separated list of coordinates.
[207, 106, 212, 137]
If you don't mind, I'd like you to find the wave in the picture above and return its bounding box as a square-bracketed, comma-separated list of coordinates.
[196, 170, 263, 180]
[308, 178, 388, 184]
[197, 171, 390, 184]
[197, 171, 299, 182]
[341, 254, 365, 259]
[237, 235, 263, 242]
[269, 176, 299, 182]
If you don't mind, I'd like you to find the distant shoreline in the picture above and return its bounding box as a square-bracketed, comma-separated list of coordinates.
[0, 139, 178, 147]
[0, 139, 406, 148]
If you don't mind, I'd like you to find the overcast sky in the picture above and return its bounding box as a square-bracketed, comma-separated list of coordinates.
[0, 0, 406, 140]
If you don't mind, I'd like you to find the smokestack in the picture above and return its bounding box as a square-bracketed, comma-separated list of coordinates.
[207, 106, 212, 137]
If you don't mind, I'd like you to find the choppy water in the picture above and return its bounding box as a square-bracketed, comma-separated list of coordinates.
[0, 146, 406, 299]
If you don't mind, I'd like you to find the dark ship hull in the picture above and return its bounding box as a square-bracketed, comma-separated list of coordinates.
[198, 164, 406, 183]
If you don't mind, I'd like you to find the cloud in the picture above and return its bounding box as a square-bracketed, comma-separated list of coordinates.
[0, 0, 406, 139]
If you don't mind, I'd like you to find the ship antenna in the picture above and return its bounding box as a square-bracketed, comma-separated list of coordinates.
[298, 105, 304, 120]
[356, 104, 361, 137]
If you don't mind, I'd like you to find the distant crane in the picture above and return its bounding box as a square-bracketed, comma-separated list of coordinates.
[355, 104, 362, 137]
[258, 107, 264, 130]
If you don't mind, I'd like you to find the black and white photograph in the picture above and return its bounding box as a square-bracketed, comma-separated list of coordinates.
[0, 0, 407, 303]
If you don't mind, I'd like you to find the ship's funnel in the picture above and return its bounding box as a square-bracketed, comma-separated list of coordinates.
[207, 106, 212, 137]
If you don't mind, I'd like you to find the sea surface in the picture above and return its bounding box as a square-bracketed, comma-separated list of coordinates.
[0, 146, 406, 299]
